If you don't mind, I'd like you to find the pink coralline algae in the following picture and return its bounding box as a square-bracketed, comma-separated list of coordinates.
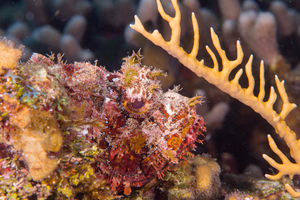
[0, 43, 205, 198]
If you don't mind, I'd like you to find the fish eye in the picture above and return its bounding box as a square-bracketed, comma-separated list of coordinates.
[124, 98, 150, 114]
[131, 99, 144, 109]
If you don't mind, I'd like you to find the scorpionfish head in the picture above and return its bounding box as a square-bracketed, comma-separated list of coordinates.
[120, 52, 165, 116]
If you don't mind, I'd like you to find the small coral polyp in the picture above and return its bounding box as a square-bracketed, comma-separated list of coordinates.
[0, 38, 205, 198]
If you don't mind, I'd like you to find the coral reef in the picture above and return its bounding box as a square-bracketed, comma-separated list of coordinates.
[1, 0, 300, 199]
[0, 0, 136, 65]
[0, 37, 207, 199]
[121, 154, 221, 200]
[130, 0, 300, 198]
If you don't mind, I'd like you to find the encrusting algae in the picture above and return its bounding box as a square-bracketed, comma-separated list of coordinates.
[0, 38, 23, 74]
[0, 37, 224, 199]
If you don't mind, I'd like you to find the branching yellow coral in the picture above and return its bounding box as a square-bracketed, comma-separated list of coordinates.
[130, 0, 300, 197]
